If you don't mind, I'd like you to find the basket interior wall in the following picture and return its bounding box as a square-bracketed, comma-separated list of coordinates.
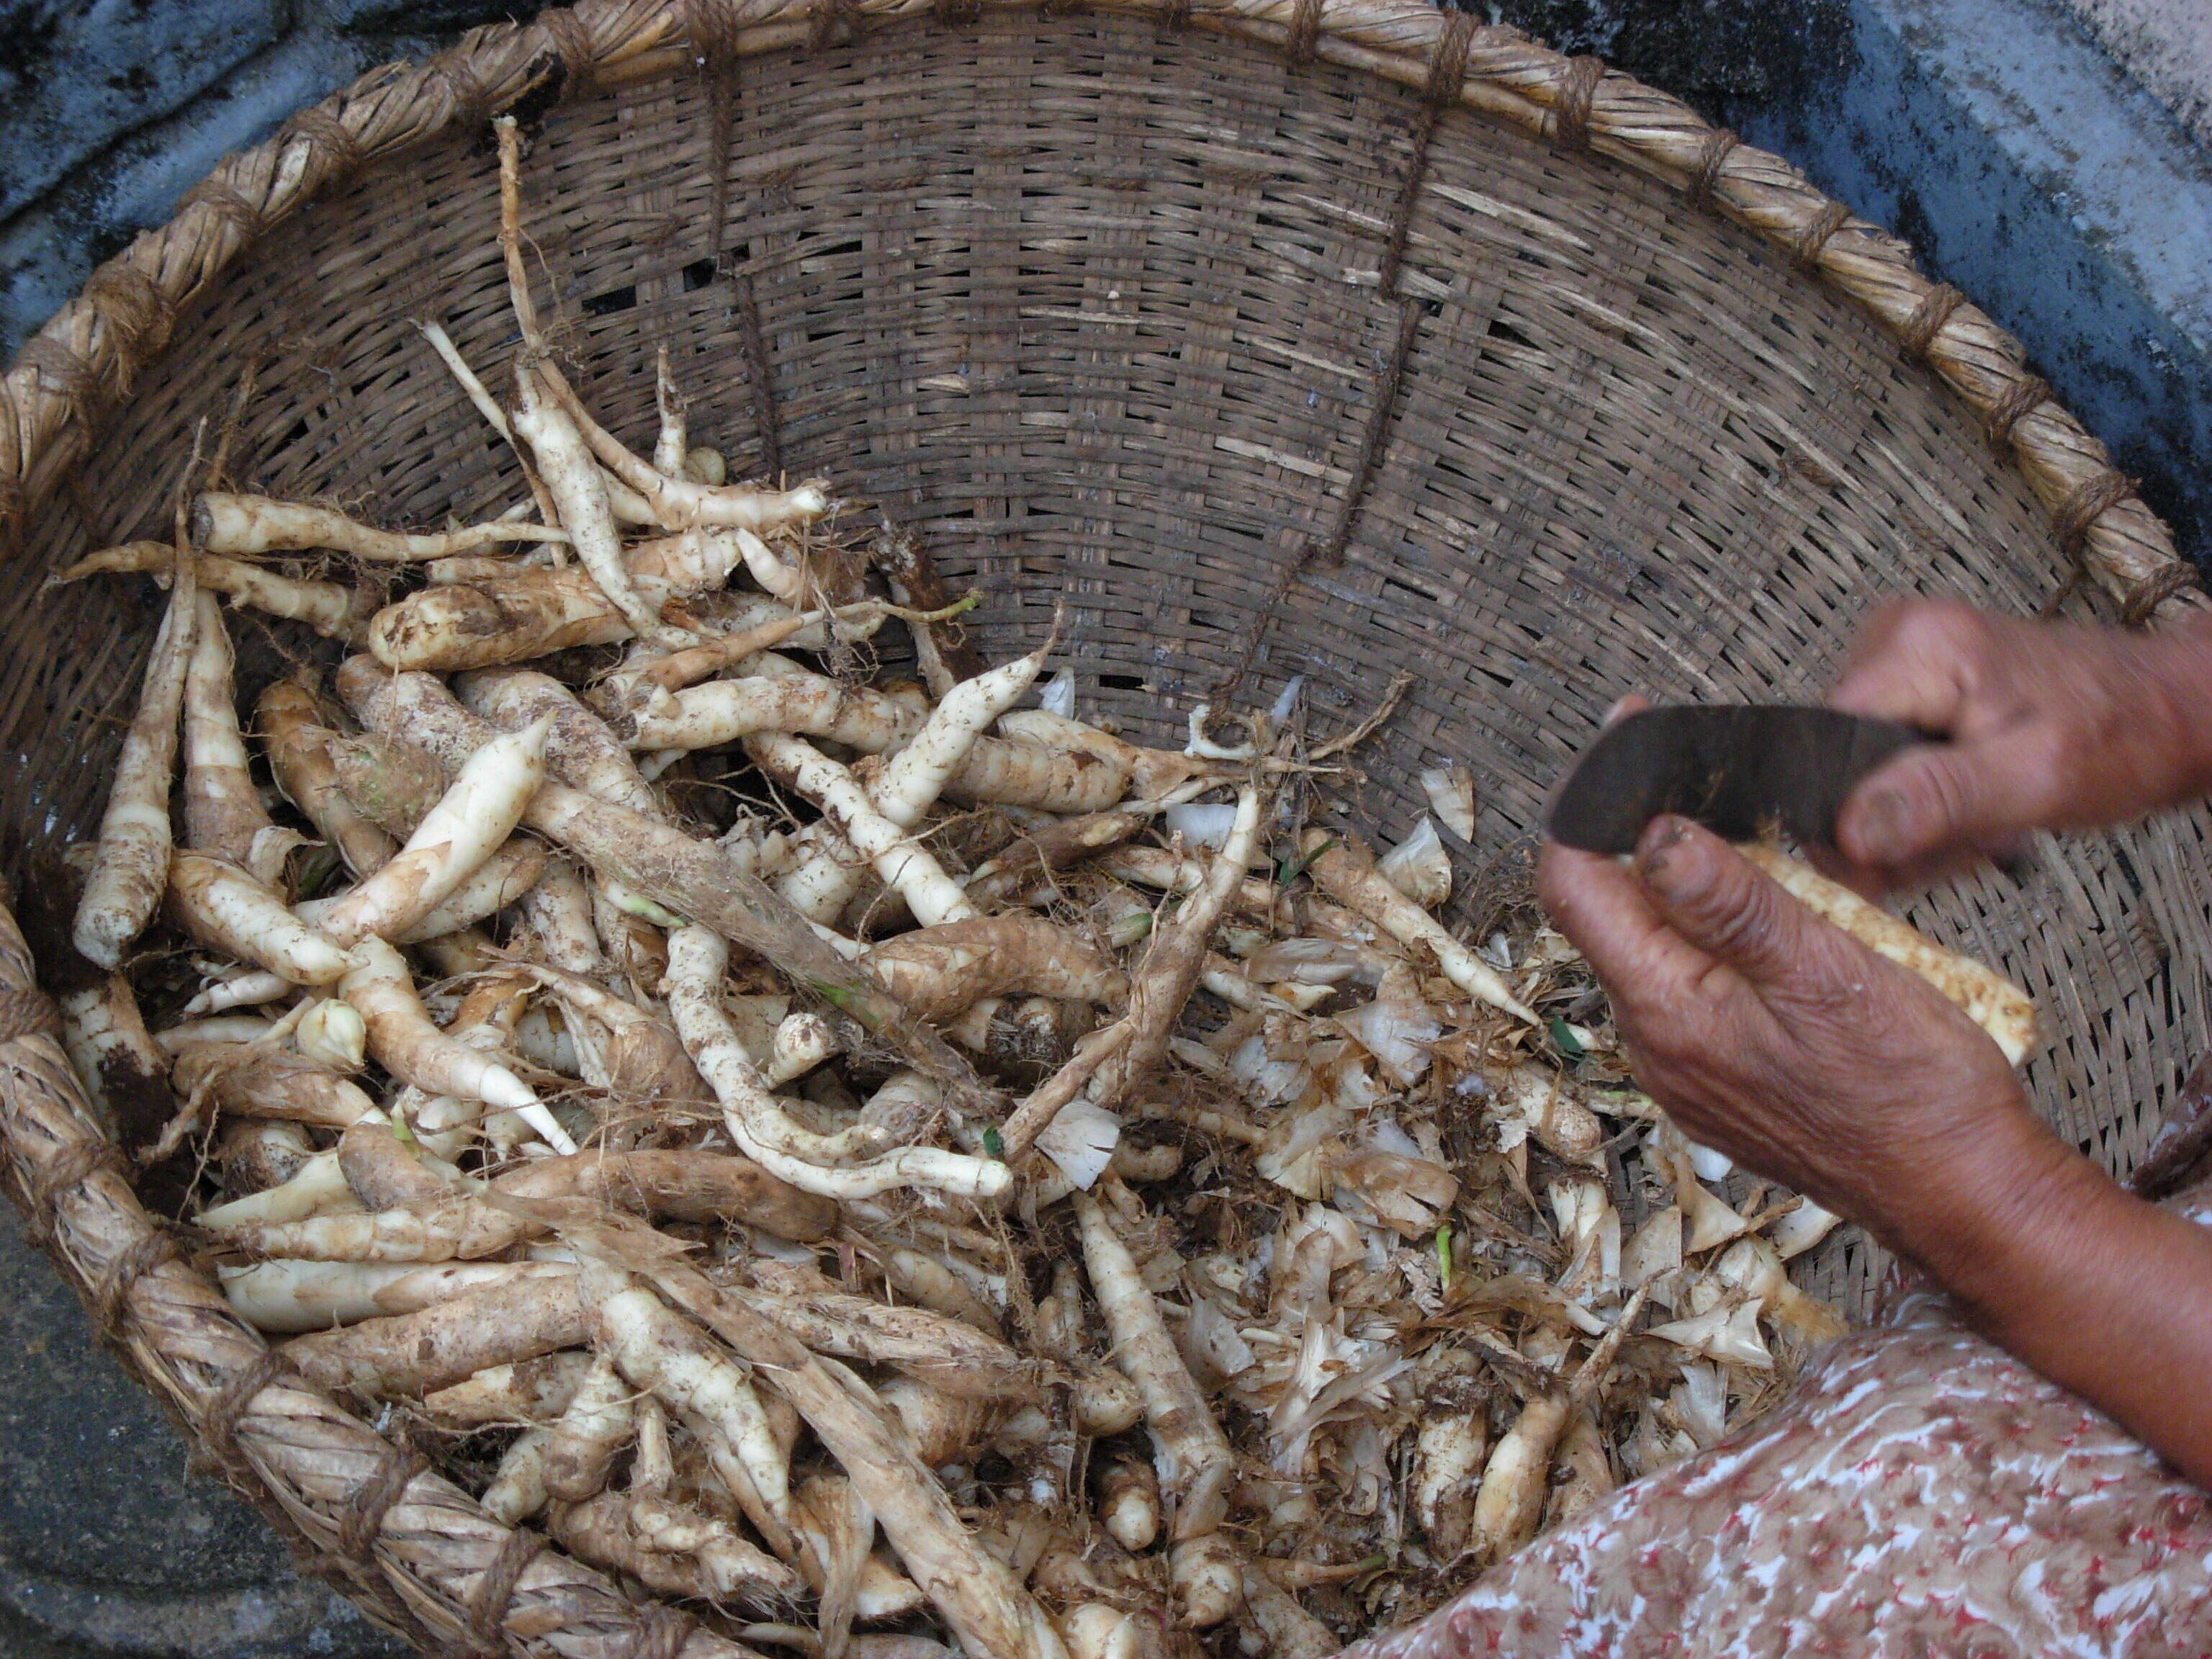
[9, 13, 2208, 1320]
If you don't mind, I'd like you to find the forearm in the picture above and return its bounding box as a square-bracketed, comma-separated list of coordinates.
[1902, 1117, 2212, 1488]
[2131, 618, 2212, 811]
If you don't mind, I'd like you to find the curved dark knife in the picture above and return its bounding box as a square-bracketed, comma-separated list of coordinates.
[1544, 706, 1923, 855]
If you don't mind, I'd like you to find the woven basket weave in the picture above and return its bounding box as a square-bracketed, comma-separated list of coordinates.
[0, 1, 2206, 1652]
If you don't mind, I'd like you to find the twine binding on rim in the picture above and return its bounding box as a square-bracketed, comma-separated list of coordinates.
[1984, 374, 2054, 454]
[1685, 127, 1738, 211]
[1899, 283, 1966, 364]
[1552, 55, 1604, 152]
[1794, 200, 1851, 271]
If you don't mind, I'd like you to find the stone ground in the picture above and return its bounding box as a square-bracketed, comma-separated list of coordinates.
[0, 1205, 406, 1658]
[0, 0, 2208, 1653]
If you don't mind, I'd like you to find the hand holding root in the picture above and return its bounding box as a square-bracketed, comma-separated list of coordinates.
[1828, 598, 2212, 889]
[1537, 815, 2044, 1261]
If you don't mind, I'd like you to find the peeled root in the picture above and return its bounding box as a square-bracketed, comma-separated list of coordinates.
[590, 1267, 793, 1529]
[422, 1353, 593, 1426]
[386, 837, 548, 941]
[1411, 1393, 1490, 1560]
[483, 1426, 555, 1525]
[57, 973, 167, 1143]
[1468, 1328, 1573, 1565]
[753, 734, 975, 927]
[878, 1376, 999, 1467]
[366, 524, 745, 672]
[199, 1149, 356, 1228]
[210, 1193, 526, 1264]
[1074, 1191, 1237, 1624]
[1238, 1563, 1335, 1659]
[167, 853, 354, 984]
[634, 668, 923, 755]
[342, 665, 1000, 1121]
[518, 961, 701, 1107]
[1006, 785, 1263, 1169]
[781, 642, 1051, 921]
[550, 1488, 802, 1604]
[518, 854, 602, 972]
[611, 1244, 1069, 1659]
[538, 361, 827, 536]
[665, 924, 892, 1166]
[495, 1148, 837, 1242]
[543, 1351, 635, 1502]
[184, 968, 292, 1016]
[1096, 1450, 1161, 1550]
[737, 1267, 1038, 1403]
[1736, 842, 2036, 1064]
[457, 667, 667, 821]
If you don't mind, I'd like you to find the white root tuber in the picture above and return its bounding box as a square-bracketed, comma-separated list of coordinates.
[1074, 1192, 1238, 1624]
[313, 714, 549, 945]
[338, 938, 574, 1153]
[55, 542, 372, 642]
[1300, 831, 1537, 1024]
[543, 1351, 637, 1503]
[457, 667, 666, 822]
[74, 558, 197, 968]
[589, 1266, 793, 1527]
[193, 492, 565, 562]
[258, 675, 398, 878]
[219, 1258, 575, 1333]
[167, 853, 354, 985]
[181, 590, 295, 881]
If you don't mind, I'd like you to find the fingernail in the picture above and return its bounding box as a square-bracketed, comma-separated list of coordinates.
[1856, 788, 1913, 859]
[1636, 815, 1691, 886]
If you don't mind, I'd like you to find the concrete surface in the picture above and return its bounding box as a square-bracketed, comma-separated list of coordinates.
[2059, 0, 2212, 146]
[0, 0, 2208, 1653]
[1740, 0, 2212, 570]
[0, 1205, 407, 1658]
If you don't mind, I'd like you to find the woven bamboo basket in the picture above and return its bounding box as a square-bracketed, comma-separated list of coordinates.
[0, 0, 2206, 1652]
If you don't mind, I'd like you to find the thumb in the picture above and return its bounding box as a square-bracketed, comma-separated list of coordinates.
[1635, 817, 1827, 987]
[1837, 739, 2048, 868]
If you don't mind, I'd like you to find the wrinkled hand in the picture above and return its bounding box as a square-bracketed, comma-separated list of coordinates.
[1827, 599, 2212, 891]
[1537, 815, 2055, 1259]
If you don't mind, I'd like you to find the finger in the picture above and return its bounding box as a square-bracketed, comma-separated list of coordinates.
[1535, 839, 1716, 1004]
[1601, 693, 1652, 729]
[1634, 817, 1841, 989]
[1826, 598, 1982, 729]
[1802, 842, 1896, 903]
[1812, 830, 2036, 902]
[1835, 737, 2054, 869]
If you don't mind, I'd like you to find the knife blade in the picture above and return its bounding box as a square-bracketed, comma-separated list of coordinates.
[1543, 705, 1923, 855]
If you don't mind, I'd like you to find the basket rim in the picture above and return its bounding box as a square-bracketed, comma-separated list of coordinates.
[0, 4, 2201, 1656]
